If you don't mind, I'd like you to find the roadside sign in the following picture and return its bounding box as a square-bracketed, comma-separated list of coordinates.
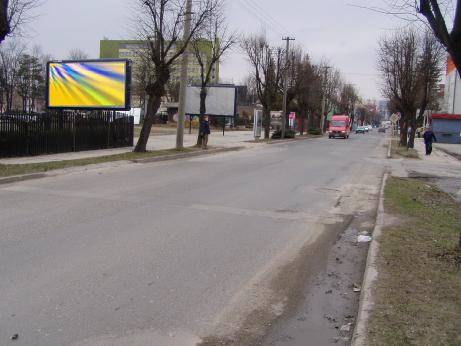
[254, 109, 262, 139]
[390, 113, 400, 124]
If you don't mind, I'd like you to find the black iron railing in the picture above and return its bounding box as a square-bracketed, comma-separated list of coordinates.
[0, 111, 134, 158]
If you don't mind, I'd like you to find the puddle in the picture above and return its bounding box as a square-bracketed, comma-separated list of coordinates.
[262, 215, 372, 346]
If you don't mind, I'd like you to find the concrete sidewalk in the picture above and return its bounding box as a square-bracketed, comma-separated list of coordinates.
[0, 131, 255, 165]
[413, 138, 461, 164]
[434, 142, 461, 159]
[389, 138, 461, 200]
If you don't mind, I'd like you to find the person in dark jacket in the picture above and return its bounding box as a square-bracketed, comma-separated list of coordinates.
[423, 127, 437, 155]
[199, 115, 211, 149]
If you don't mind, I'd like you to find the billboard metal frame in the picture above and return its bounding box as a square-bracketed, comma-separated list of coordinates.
[46, 58, 132, 111]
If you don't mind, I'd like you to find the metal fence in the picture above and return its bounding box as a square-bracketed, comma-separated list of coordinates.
[0, 111, 134, 158]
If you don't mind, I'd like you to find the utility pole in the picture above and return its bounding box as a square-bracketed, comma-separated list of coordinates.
[320, 66, 331, 135]
[176, 0, 192, 150]
[281, 37, 295, 139]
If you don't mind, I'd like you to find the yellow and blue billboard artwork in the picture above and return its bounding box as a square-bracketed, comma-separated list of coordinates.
[48, 60, 128, 109]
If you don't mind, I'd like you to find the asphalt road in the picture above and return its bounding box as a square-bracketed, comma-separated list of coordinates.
[0, 131, 386, 346]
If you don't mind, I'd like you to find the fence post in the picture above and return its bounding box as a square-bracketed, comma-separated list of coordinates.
[72, 113, 76, 152]
[107, 111, 113, 148]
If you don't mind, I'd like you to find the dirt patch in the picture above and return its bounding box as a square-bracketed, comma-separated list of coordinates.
[261, 210, 377, 346]
[199, 217, 354, 346]
[367, 177, 461, 345]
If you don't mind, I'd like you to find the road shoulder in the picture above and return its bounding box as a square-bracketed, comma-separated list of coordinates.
[0, 147, 243, 185]
[355, 176, 461, 345]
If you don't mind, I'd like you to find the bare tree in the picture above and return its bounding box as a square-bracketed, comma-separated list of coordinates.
[352, 0, 461, 76]
[415, 32, 444, 123]
[324, 68, 343, 116]
[284, 47, 304, 129]
[190, 3, 237, 145]
[132, 0, 218, 152]
[339, 83, 359, 122]
[378, 28, 420, 146]
[378, 27, 443, 147]
[418, 0, 461, 76]
[16, 47, 44, 112]
[166, 80, 180, 102]
[242, 35, 283, 139]
[0, 0, 40, 44]
[67, 48, 89, 60]
[0, 40, 23, 111]
[285, 53, 322, 134]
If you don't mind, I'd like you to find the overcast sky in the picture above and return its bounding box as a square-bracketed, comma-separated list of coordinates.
[26, 0, 407, 100]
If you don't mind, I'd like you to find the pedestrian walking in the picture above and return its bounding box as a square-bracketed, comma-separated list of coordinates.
[200, 115, 211, 150]
[423, 126, 437, 155]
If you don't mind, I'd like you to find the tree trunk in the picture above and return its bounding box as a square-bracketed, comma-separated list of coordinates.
[196, 87, 207, 146]
[400, 118, 408, 147]
[263, 107, 270, 139]
[407, 114, 417, 149]
[408, 127, 416, 149]
[449, 47, 461, 79]
[134, 93, 162, 152]
[6, 87, 12, 112]
[300, 109, 305, 135]
[0, 1, 9, 44]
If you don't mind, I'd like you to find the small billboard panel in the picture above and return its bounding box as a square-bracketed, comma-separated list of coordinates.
[47, 59, 131, 110]
[185, 85, 236, 117]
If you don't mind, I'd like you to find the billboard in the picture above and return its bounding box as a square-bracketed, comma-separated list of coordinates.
[46, 59, 131, 110]
[185, 85, 236, 117]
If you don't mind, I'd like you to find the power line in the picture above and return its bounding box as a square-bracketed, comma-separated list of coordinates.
[244, 0, 290, 35]
[237, 0, 282, 35]
[236, 0, 284, 36]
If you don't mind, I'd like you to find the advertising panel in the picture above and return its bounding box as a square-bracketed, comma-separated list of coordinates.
[47, 59, 131, 110]
[185, 85, 236, 117]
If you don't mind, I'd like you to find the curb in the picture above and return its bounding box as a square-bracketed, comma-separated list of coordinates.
[132, 146, 244, 163]
[436, 147, 461, 161]
[0, 173, 47, 186]
[352, 172, 389, 346]
[387, 138, 392, 159]
[0, 147, 244, 186]
[267, 135, 324, 145]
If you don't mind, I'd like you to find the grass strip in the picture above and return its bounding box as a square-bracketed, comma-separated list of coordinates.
[367, 177, 461, 345]
[391, 139, 419, 159]
[0, 147, 199, 178]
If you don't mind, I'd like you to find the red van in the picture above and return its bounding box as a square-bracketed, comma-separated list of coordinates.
[328, 115, 351, 139]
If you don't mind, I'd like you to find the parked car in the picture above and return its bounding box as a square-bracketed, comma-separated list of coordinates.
[378, 127, 386, 133]
[356, 126, 366, 134]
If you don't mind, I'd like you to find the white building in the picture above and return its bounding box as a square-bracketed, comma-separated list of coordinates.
[444, 56, 461, 114]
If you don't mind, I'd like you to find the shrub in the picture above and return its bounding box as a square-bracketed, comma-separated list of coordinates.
[271, 129, 296, 139]
[308, 128, 322, 135]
